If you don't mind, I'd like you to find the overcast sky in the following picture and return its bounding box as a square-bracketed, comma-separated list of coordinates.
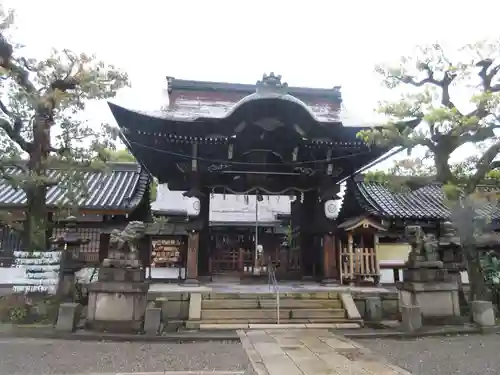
[5, 0, 500, 167]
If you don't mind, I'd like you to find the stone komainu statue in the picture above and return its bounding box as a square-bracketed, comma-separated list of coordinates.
[405, 225, 439, 262]
[108, 221, 146, 262]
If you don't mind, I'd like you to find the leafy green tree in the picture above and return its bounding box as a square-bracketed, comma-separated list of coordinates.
[101, 148, 137, 163]
[359, 41, 500, 301]
[0, 6, 129, 250]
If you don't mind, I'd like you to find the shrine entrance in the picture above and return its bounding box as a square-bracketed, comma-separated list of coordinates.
[109, 73, 414, 284]
[209, 227, 285, 278]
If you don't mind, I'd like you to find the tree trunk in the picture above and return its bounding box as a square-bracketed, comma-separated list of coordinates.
[450, 200, 489, 304]
[466, 251, 489, 301]
[23, 185, 48, 251]
[23, 114, 51, 251]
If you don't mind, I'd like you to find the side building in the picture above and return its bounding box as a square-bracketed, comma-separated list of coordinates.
[0, 162, 151, 266]
[336, 175, 500, 284]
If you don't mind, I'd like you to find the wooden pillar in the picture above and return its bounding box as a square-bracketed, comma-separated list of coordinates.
[300, 191, 316, 278]
[197, 190, 210, 277]
[374, 233, 381, 282]
[186, 231, 199, 282]
[322, 234, 338, 283]
[347, 232, 354, 284]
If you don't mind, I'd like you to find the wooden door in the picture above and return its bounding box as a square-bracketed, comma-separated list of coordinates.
[209, 232, 253, 275]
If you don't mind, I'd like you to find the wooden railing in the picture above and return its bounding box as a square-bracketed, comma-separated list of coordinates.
[340, 247, 380, 284]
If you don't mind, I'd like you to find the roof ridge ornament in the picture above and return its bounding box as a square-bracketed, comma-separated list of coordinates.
[256, 72, 288, 95]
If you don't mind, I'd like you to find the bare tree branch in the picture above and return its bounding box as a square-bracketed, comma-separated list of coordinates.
[466, 140, 500, 194]
[0, 117, 30, 151]
[390, 62, 459, 111]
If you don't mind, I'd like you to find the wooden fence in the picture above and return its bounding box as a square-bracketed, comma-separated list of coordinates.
[340, 247, 380, 284]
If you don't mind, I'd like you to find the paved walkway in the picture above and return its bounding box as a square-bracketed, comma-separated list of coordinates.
[238, 329, 412, 375]
[68, 373, 243, 375]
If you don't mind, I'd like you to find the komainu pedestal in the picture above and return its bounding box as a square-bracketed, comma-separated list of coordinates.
[86, 222, 149, 333]
[397, 226, 460, 321]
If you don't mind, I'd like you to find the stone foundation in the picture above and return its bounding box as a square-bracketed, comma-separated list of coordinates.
[397, 259, 460, 322]
[352, 291, 399, 320]
[148, 291, 190, 330]
[86, 266, 149, 333]
[398, 281, 460, 319]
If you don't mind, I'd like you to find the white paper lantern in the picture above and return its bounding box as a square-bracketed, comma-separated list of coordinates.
[324, 200, 339, 220]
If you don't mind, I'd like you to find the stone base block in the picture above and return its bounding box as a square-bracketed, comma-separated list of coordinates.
[86, 281, 149, 333]
[320, 278, 339, 286]
[103, 256, 140, 268]
[401, 304, 422, 332]
[405, 260, 443, 269]
[144, 307, 162, 335]
[397, 281, 460, 319]
[365, 296, 382, 322]
[56, 303, 82, 332]
[471, 300, 495, 327]
[403, 267, 451, 283]
[183, 278, 200, 286]
[98, 267, 145, 282]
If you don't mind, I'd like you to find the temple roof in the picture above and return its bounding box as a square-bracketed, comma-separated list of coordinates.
[110, 73, 398, 141]
[110, 73, 420, 192]
[161, 74, 343, 123]
[340, 177, 500, 221]
[0, 162, 150, 212]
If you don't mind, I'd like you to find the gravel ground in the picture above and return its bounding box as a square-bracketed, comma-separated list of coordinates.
[358, 334, 500, 375]
[0, 338, 256, 375]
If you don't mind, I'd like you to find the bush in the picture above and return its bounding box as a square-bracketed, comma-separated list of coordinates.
[0, 294, 31, 323]
[0, 294, 60, 324]
[481, 251, 500, 315]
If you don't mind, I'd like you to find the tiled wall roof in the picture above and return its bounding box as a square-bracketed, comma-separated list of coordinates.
[0, 162, 149, 211]
[353, 181, 500, 220]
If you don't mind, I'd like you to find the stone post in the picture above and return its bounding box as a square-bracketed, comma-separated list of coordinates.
[401, 304, 422, 332]
[471, 301, 495, 327]
[365, 296, 382, 322]
[51, 216, 89, 300]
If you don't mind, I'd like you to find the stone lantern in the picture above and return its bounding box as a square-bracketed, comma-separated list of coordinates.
[51, 216, 89, 299]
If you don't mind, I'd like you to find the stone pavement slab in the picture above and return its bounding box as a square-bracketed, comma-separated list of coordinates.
[238, 329, 413, 375]
[69, 372, 244, 375]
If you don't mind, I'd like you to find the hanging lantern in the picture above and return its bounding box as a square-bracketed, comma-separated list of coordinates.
[324, 200, 339, 220]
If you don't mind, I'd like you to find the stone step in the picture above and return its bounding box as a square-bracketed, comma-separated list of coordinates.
[192, 318, 356, 324]
[201, 298, 343, 310]
[201, 308, 346, 320]
[198, 322, 362, 330]
[204, 292, 340, 300]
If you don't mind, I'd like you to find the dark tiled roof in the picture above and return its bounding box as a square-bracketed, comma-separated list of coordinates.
[168, 77, 343, 101]
[0, 162, 150, 211]
[352, 181, 500, 220]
